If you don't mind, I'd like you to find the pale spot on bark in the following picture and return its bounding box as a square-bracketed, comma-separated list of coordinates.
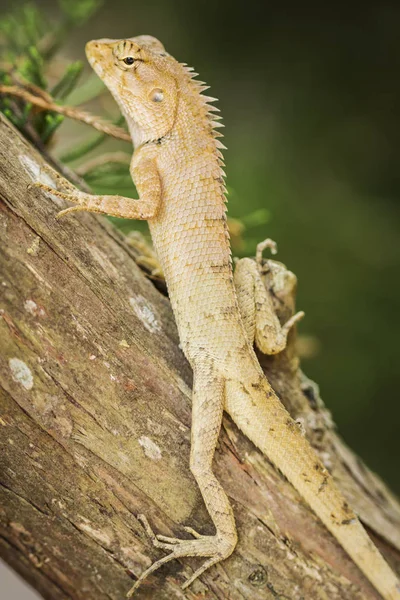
[55, 416, 73, 438]
[27, 236, 40, 256]
[51, 499, 66, 510]
[129, 295, 160, 333]
[19, 155, 54, 185]
[138, 436, 162, 460]
[24, 299, 38, 314]
[10, 522, 31, 537]
[19, 155, 64, 206]
[121, 546, 151, 569]
[24, 299, 45, 317]
[78, 520, 112, 547]
[9, 358, 34, 390]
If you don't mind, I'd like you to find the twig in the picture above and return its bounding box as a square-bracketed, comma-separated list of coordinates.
[10, 72, 54, 103]
[76, 151, 131, 176]
[0, 84, 131, 142]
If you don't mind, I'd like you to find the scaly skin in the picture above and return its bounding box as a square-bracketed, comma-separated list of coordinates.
[35, 36, 400, 599]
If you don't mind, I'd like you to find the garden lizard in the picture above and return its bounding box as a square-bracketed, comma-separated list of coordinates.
[35, 36, 400, 599]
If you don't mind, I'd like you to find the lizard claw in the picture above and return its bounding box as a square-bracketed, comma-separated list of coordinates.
[29, 181, 68, 199]
[256, 238, 278, 265]
[27, 182, 45, 192]
[127, 514, 236, 597]
[56, 205, 88, 219]
[30, 180, 89, 218]
[154, 526, 205, 545]
[183, 525, 205, 539]
[255, 238, 278, 275]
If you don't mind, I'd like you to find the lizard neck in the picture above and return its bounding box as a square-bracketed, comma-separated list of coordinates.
[173, 65, 226, 161]
[125, 59, 226, 174]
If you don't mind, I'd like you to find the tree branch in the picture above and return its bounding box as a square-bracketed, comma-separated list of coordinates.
[0, 113, 399, 600]
[0, 85, 131, 141]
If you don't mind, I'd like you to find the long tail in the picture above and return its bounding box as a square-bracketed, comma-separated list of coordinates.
[225, 376, 400, 600]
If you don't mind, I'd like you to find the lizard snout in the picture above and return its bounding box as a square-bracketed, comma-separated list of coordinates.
[85, 39, 114, 63]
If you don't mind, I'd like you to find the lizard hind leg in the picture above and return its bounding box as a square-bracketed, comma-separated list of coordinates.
[127, 369, 237, 596]
[234, 240, 304, 355]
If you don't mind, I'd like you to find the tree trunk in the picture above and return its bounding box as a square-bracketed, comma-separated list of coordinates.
[0, 113, 399, 600]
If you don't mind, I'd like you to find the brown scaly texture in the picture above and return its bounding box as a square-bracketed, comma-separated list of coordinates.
[33, 36, 400, 599]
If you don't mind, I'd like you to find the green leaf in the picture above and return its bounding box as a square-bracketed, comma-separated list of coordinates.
[22, 4, 45, 45]
[19, 46, 47, 87]
[41, 113, 65, 143]
[51, 61, 83, 100]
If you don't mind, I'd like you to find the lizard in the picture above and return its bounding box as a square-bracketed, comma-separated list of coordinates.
[33, 36, 400, 599]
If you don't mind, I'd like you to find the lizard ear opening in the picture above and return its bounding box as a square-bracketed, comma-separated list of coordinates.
[150, 88, 164, 103]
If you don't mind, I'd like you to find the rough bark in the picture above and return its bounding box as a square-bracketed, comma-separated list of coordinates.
[0, 112, 399, 600]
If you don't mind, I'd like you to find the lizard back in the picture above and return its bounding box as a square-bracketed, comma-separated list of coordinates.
[148, 65, 247, 364]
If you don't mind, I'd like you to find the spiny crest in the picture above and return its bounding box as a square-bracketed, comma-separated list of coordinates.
[177, 61, 230, 247]
[180, 63, 227, 180]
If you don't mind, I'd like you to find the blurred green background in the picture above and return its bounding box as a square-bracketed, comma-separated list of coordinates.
[2, 0, 399, 492]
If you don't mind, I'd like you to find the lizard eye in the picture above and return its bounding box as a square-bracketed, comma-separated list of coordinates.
[123, 57, 135, 65]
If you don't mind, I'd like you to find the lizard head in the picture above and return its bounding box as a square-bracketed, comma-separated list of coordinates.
[86, 36, 178, 145]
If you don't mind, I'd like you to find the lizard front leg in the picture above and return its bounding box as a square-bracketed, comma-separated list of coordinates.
[234, 238, 304, 354]
[128, 365, 237, 596]
[32, 155, 161, 220]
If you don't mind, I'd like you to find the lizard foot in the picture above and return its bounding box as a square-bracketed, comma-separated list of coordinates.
[127, 514, 235, 597]
[30, 182, 92, 218]
[40, 164, 77, 193]
[27, 164, 76, 195]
